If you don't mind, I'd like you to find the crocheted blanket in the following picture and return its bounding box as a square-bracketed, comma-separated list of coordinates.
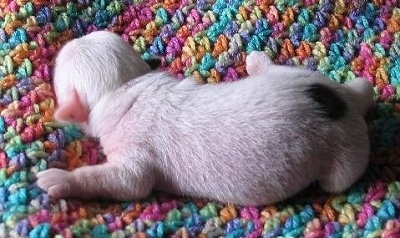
[1, 0, 400, 237]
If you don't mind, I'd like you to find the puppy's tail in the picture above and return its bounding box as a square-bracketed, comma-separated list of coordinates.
[344, 78, 375, 116]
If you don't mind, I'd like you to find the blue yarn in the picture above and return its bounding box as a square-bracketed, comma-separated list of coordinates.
[171, 10, 184, 29]
[36, 7, 52, 26]
[132, 218, 146, 232]
[364, 3, 377, 23]
[333, 56, 347, 69]
[347, 186, 365, 205]
[226, 218, 242, 233]
[355, 16, 370, 34]
[72, 19, 86, 37]
[246, 35, 263, 53]
[363, 28, 375, 41]
[181, 202, 199, 216]
[0, 116, 5, 134]
[16, 78, 35, 93]
[184, 213, 203, 234]
[318, 0, 334, 13]
[28, 223, 50, 238]
[2, 205, 28, 223]
[0, 187, 8, 203]
[199, 53, 216, 76]
[263, 227, 284, 238]
[226, 229, 245, 238]
[27, 187, 42, 201]
[343, 43, 356, 62]
[254, 19, 271, 39]
[91, 224, 109, 238]
[92, 0, 109, 10]
[373, 18, 385, 32]
[165, 212, 183, 231]
[93, 10, 111, 29]
[147, 221, 165, 238]
[54, 13, 71, 32]
[275, 0, 297, 11]
[224, 22, 239, 37]
[374, 43, 386, 57]
[211, 0, 230, 15]
[313, 11, 328, 29]
[8, 188, 28, 206]
[364, 216, 381, 235]
[303, 57, 318, 71]
[298, 9, 311, 26]
[289, 23, 302, 47]
[149, 37, 165, 55]
[66, 2, 79, 18]
[9, 28, 28, 48]
[16, 219, 31, 237]
[283, 205, 314, 237]
[389, 59, 400, 86]
[6, 144, 25, 160]
[48, 129, 66, 149]
[207, 11, 233, 42]
[156, 8, 169, 25]
[376, 200, 396, 220]
[245, 220, 255, 234]
[61, 124, 84, 143]
[303, 23, 318, 42]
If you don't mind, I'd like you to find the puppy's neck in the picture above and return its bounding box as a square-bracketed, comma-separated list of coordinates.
[84, 92, 114, 137]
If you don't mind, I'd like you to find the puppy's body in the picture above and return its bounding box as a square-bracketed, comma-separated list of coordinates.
[37, 32, 374, 206]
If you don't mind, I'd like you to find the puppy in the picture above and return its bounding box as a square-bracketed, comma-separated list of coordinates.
[37, 32, 374, 206]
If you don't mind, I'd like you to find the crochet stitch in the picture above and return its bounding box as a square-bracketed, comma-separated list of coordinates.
[1, 0, 400, 237]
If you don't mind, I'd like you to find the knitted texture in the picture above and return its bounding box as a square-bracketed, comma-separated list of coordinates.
[1, 0, 400, 237]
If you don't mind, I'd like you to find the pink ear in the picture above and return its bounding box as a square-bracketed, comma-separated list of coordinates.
[246, 51, 274, 76]
[54, 89, 89, 123]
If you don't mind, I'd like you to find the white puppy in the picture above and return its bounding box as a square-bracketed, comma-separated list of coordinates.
[37, 31, 374, 206]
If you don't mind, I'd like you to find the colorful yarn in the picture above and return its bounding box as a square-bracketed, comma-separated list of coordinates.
[1, 0, 400, 237]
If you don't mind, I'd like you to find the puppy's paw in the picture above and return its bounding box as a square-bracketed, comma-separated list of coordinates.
[36, 168, 76, 199]
[246, 51, 274, 76]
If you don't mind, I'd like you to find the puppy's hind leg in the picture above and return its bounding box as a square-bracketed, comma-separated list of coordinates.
[36, 154, 155, 201]
[318, 135, 370, 193]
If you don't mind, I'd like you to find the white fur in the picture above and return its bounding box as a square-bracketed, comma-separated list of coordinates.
[37, 34, 374, 206]
[53, 31, 151, 115]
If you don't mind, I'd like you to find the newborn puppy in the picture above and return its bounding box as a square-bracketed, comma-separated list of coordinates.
[37, 37, 374, 205]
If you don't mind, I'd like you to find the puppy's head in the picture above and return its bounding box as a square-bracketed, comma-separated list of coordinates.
[53, 31, 152, 123]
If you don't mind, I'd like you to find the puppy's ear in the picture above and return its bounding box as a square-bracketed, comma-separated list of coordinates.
[54, 89, 89, 123]
[145, 58, 162, 70]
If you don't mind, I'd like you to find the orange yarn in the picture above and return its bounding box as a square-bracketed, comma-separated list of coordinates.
[10, 43, 31, 65]
[209, 69, 221, 83]
[282, 8, 295, 27]
[296, 41, 312, 60]
[0, 75, 17, 90]
[4, 20, 24, 35]
[387, 17, 400, 34]
[220, 205, 237, 222]
[122, 204, 142, 224]
[281, 39, 295, 59]
[212, 34, 229, 58]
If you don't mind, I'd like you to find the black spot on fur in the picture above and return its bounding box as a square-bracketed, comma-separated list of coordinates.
[305, 83, 348, 120]
[145, 58, 162, 70]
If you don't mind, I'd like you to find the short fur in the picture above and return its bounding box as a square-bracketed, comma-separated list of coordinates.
[37, 34, 374, 206]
